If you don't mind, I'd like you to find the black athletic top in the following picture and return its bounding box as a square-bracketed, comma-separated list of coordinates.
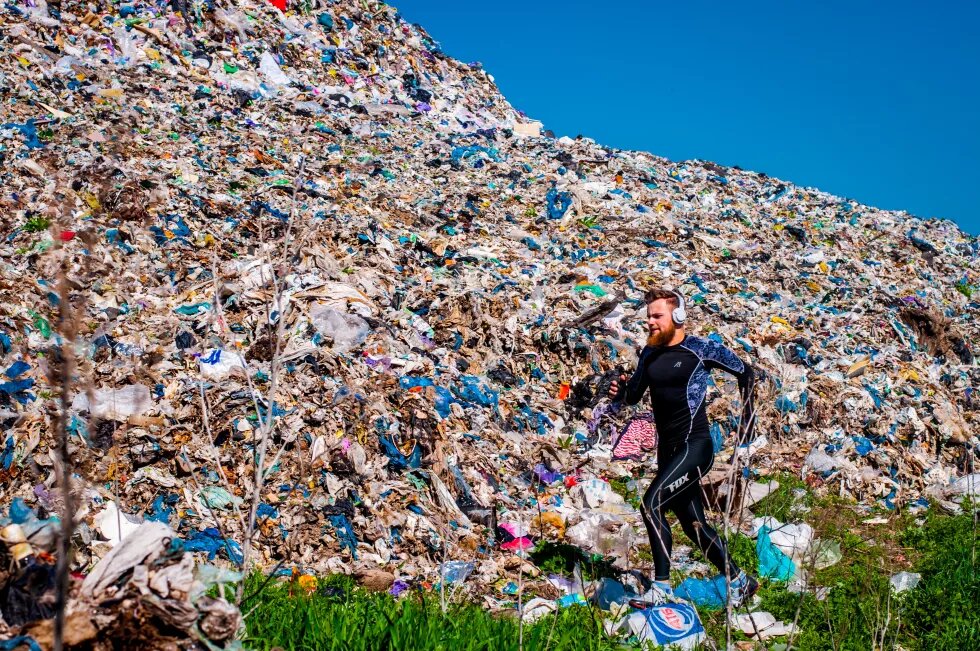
[622, 335, 755, 447]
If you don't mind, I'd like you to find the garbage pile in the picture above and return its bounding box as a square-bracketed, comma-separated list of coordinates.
[1, 0, 978, 642]
[0, 510, 242, 649]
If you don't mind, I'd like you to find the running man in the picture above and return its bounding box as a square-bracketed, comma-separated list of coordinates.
[610, 288, 759, 606]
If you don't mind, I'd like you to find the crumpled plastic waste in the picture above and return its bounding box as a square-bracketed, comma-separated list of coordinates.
[731, 611, 798, 639]
[94, 500, 143, 547]
[440, 560, 476, 584]
[0, 0, 976, 644]
[674, 575, 731, 609]
[613, 601, 706, 650]
[757, 526, 796, 581]
[889, 571, 922, 594]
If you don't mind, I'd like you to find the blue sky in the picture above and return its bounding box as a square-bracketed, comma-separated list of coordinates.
[394, 0, 979, 235]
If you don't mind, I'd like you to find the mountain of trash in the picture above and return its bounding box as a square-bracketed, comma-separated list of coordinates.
[1, 0, 978, 645]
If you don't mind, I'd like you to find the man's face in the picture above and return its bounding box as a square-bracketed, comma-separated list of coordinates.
[646, 298, 677, 346]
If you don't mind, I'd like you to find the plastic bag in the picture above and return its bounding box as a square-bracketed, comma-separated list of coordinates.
[674, 574, 729, 608]
[439, 560, 475, 584]
[593, 577, 628, 610]
[198, 349, 247, 380]
[757, 526, 795, 581]
[71, 384, 152, 421]
[623, 602, 706, 649]
[311, 306, 370, 353]
[811, 539, 842, 570]
[890, 571, 921, 593]
[259, 51, 292, 87]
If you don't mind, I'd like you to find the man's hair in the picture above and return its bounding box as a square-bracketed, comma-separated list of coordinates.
[643, 288, 679, 308]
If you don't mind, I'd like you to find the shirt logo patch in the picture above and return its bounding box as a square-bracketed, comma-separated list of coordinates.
[673, 361, 683, 368]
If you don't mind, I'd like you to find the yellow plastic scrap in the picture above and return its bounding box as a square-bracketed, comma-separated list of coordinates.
[81, 191, 101, 210]
[770, 316, 791, 327]
[847, 357, 871, 378]
[899, 368, 920, 382]
[531, 511, 566, 537]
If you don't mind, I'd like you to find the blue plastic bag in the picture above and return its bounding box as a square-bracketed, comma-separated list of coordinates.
[757, 526, 795, 581]
[709, 421, 725, 453]
[454, 375, 498, 408]
[545, 186, 573, 219]
[674, 574, 729, 609]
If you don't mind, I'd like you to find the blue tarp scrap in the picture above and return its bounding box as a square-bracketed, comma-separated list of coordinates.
[257, 502, 288, 539]
[182, 528, 244, 565]
[250, 200, 290, 221]
[864, 383, 885, 409]
[545, 186, 573, 219]
[9, 497, 35, 523]
[450, 145, 499, 166]
[1, 435, 15, 470]
[145, 494, 177, 523]
[328, 514, 358, 558]
[0, 636, 42, 651]
[775, 395, 798, 413]
[513, 405, 553, 436]
[379, 433, 422, 471]
[852, 435, 874, 456]
[149, 214, 193, 245]
[399, 375, 457, 418]
[1, 119, 45, 149]
[4, 361, 30, 379]
[709, 421, 725, 453]
[453, 375, 498, 408]
[67, 414, 88, 445]
[105, 228, 135, 254]
[0, 377, 35, 404]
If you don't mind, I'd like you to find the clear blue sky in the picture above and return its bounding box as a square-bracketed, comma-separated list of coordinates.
[394, 0, 979, 235]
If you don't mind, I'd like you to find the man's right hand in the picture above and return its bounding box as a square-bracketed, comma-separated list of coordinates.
[608, 374, 628, 399]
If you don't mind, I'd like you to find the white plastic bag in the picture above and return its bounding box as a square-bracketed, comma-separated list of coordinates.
[310, 306, 371, 353]
[72, 384, 152, 420]
[198, 349, 247, 379]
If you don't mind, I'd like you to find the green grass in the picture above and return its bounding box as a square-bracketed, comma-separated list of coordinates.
[901, 507, 980, 650]
[243, 573, 625, 651]
[750, 472, 814, 522]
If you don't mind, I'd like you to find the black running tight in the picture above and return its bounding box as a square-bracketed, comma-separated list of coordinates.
[641, 438, 740, 581]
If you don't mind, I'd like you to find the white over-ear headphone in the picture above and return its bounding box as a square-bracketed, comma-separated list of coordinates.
[671, 290, 687, 325]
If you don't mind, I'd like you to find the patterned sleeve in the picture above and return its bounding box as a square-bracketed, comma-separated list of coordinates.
[702, 338, 756, 443]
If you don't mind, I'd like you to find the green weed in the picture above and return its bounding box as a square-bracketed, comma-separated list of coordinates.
[243, 573, 624, 651]
[22, 215, 50, 233]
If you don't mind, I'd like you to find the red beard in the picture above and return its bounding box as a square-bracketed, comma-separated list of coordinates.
[647, 323, 676, 347]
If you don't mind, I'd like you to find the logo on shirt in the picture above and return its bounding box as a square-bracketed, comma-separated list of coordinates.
[665, 473, 689, 493]
[673, 361, 683, 368]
